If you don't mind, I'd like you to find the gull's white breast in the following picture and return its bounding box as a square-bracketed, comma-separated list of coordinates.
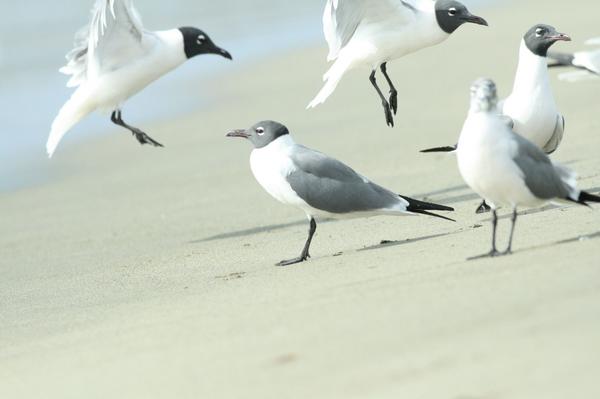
[502, 41, 559, 149]
[250, 136, 311, 210]
[457, 113, 542, 208]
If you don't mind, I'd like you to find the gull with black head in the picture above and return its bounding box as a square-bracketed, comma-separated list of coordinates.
[307, 0, 488, 127]
[456, 78, 600, 258]
[227, 121, 454, 266]
[422, 24, 571, 213]
[47, 0, 232, 157]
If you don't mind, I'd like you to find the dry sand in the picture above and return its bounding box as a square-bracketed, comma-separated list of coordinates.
[2, 1, 600, 398]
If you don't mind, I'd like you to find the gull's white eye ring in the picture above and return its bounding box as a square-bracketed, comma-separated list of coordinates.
[536, 28, 544, 37]
[196, 35, 206, 44]
[256, 127, 265, 135]
[448, 7, 457, 16]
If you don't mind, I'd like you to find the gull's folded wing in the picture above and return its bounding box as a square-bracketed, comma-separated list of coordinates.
[511, 131, 575, 200]
[287, 145, 405, 213]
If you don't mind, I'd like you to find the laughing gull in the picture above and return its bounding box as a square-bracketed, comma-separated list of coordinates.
[423, 24, 571, 154]
[457, 79, 600, 257]
[227, 120, 454, 266]
[548, 37, 600, 82]
[307, 0, 488, 127]
[47, 0, 232, 157]
[422, 24, 571, 213]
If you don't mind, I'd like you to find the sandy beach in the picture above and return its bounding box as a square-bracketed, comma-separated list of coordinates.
[2, 0, 600, 397]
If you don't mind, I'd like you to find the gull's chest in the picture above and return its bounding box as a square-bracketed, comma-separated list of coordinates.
[503, 87, 557, 137]
[250, 147, 305, 207]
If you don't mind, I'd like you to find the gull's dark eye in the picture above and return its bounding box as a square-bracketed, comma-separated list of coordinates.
[196, 35, 206, 45]
[536, 28, 545, 37]
[256, 127, 265, 135]
[448, 7, 457, 16]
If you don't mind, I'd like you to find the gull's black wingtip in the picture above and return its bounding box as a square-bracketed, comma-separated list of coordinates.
[420, 145, 458, 153]
[576, 191, 600, 206]
[400, 195, 455, 222]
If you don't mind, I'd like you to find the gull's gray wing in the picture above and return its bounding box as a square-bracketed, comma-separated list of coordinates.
[542, 114, 565, 154]
[60, 0, 148, 85]
[511, 131, 573, 200]
[287, 145, 406, 214]
[323, 0, 418, 60]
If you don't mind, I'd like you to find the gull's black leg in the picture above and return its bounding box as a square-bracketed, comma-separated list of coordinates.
[277, 218, 317, 266]
[369, 70, 394, 127]
[488, 209, 500, 257]
[110, 110, 164, 147]
[504, 208, 518, 255]
[475, 200, 492, 214]
[380, 62, 398, 115]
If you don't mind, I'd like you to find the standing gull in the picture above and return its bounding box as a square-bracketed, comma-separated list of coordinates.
[47, 0, 232, 157]
[456, 79, 600, 257]
[307, 0, 488, 127]
[548, 37, 600, 82]
[423, 24, 571, 155]
[227, 121, 454, 266]
[422, 24, 571, 213]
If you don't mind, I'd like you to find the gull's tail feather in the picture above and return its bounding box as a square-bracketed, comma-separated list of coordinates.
[570, 190, 600, 206]
[400, 195, 455, 222]
[307, 57, 351, 109]
[47, 89, 93, 158]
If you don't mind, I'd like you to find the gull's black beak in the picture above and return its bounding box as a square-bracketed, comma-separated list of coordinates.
[462, 13, 488, 27]
[214, 46, 233, 60]
[208, 44, 233, 60]
[549, 32, 572, 42]
[226, 129, 249, 139]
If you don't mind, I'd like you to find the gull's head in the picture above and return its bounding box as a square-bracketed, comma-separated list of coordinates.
[226, 121, 290, 149]
[435, 0, 488, 34]
[179, 27, 232, 60]
[469, 78, 498, 113]
[524, 24, 571, 57]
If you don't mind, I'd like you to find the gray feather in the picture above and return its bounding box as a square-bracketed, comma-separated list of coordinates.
[512, 132, 572, 199]
[286, 145, 403, 214]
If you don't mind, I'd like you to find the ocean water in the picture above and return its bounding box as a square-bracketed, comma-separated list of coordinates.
[0, 0, 491, 191]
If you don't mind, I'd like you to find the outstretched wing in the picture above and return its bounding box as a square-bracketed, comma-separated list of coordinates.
[60, 0, 148, 86]
[323, 0, 419, 60]
[287, 145, 406, 214]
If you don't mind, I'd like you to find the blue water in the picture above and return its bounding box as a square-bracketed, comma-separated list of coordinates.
[0, 0, 492, 192]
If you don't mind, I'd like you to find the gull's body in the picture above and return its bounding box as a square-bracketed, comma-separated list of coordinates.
[502, 38, 565, 154]
[48, 0, 231, 157]
[308, 0, 487, 127]
[457, 79, 600, 256]
[423, 25, 570, 156]
[228, 121, 454, 266]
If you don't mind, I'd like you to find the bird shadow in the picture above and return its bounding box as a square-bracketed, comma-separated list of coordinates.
[357, 229, 465, 253]
[190, 187, 600, 245]
[467, 230, 600, 261]
[190, 219, 334, 244]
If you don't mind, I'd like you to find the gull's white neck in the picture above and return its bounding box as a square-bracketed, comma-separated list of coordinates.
[511, 40, 550, 95]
